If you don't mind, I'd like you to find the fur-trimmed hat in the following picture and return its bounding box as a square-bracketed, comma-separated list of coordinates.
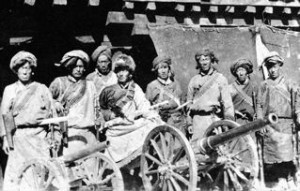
[263, 51, 284, 67]
[91, 45, 112, 62]
[230, 59, 253, 76]
[152, 56, 171, 71]
[55, 50, 90, 68]
[112, 54, 136, 73]
[10, 51, 37, 73]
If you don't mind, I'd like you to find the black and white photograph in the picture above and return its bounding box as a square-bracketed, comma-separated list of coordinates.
[1, 0, 300, 190]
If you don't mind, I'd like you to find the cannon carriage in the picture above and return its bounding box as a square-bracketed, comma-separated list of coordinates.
[16, 113, 278, 191]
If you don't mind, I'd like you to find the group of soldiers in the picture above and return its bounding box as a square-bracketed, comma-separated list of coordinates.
[0, 45, 299, 191]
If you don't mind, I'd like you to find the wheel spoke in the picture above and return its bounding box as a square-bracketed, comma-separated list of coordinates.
[150, 139, 165, 162]
[145, 169, 160, 175]
[228, 139, 240, 153]
[167, 179, 175, 191]
[170, 176, 182, 191]
[97, 161, 108, 180]
[167, 133, 174, 161]
[172, 148, 184, 164]
[232, 148, 249, 158]
[99, 172, 115, 184]
[145, 153, 163, 166]
[159, 132, 168, 160]
[227, 168, 243, 191]
[223, 170, 229, 190]
[230, 165, 249, 182]
[162, 177, 168, 191]
[173, 163, 189, 171]
[31, 165, 40, 189]
[44, 174, 55, 189]
[172, 172, 189, 186]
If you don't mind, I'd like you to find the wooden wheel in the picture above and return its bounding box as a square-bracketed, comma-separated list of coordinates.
[201, 120, 259, 191]
[141, 125, 197, 191]
[17, 158, 69, 191]
[78, 153, 124, 191]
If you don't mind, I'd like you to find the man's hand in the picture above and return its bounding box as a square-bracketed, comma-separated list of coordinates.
[2, 136, 10, 155]
[54, 102, 64, 114]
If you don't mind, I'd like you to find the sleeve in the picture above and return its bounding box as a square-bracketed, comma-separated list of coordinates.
[49, 78, 61, 101]
[135, 85, 159, 118]
[256, 82, 266, 119]
[99, 87, 114, 121]
[186, 78, 195, 110]
[220, 77, 235, 120]
[145, 83, 154, 103]
[0, 87, 14, 137]
[44, 86, 58, 118]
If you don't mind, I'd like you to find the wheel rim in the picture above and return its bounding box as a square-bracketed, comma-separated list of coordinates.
[141, 125, 197, 191]
[17, 158, 69, 191]
[80, 153, 124, 191]
[202, 120, 259, 191]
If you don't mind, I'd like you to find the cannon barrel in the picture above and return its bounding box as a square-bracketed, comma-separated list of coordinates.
[198, 113, 278, 154]
[62, 141, 109, 164]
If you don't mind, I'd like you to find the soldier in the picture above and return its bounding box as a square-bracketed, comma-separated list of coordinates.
[99, 53, 163, 164]
[87, 45, 117, 96]
[229, 59, 258, 124]
[257, 52, 300, 190]
[146, 56, 186, 134]
[187, 49, 234, 143]
[49, 50, 97, 155]
[1, 51, 56, 191]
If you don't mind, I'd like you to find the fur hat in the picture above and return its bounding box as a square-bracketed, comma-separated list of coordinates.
[112, 54, 136, 73]
[230, 59, 253, 76]
[10, 51, 37, 73]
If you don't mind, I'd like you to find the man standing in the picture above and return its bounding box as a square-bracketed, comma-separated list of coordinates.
[87, 45, 117, 96]
[49, 50, 97, 155]
[100, 53, 163, 165]
[146, 56, 186, 134]
[1, 51, 56, 190]
[257, 52, 300, 190]
[229, 59, 257, 124]
[187, 49, 234, 143]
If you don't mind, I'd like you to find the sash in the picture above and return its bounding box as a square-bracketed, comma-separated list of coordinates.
[13, 83, 39, 115]
[157, 82, 180, 106]
[60, 79, 87, 113]
[194, 73, 221, 100]
[115, 82, 135, 109]
[266, 80, 291, 103]
[232, 82, 253, 107]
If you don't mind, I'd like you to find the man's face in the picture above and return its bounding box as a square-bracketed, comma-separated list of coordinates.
[267, 62, 281, 80]
[17, 62, 33, 84]
[71, 59, 85, 80]
[96, 55, 111, 75]
[157, 62, 169, 80]
[236, 67, 248, 83]
[198, 55, 212, 72]
[117, 69, 131, 84]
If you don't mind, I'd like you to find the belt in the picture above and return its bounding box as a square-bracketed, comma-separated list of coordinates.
[190, 110, 219, 117]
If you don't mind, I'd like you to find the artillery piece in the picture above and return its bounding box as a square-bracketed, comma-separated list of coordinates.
[16, 141, 124, 191]
[140, 113, 278, 191]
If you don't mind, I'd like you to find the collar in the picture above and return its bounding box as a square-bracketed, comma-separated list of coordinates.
[157, 77, 172, 85]
[67, 75, 84, 83]
[235, 77, 249, 86]
[17, 80, 34, 89]
[269, 75, 284, 84]
[119, 81, 132, 89]
[96, 69, 112, 77]
[199, 68, 215, 76]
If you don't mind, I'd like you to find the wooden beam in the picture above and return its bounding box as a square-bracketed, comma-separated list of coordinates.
[175, 4, 185, 12]
[245, 6, 256, 13]
[146, 2, 156, 11]
[263, 6, 273, 14]
[191, 5, 201, 12]
[124, 1, 134, 9]
[88, 0, 100, 6]
[24, 0, 36, 6]
[53, 0, 67, 5]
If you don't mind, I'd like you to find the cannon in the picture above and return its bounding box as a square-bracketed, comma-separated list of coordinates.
[140, 113, 278, 191]
[16, 141, 124, 191]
